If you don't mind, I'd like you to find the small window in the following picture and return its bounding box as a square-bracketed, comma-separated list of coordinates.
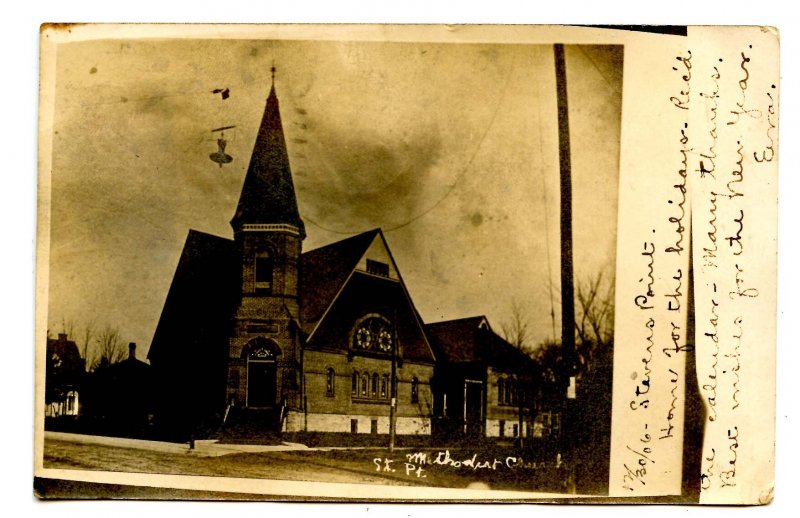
[504, 380, 511, 405]
[371, 419, 378, 435]
[366, 259, 390, 277]
[499, 420, 505, 438]
[371, 373, 378, 398]
[255, 253, 273, 291]
[351, 419, 358, 434]
[351, 371, 358, 396]
[326, 368, 335, 397]
[498, 379, 505, 404]
[361, 374, 368, 397]
[411, 377, 419, 403]
[380, 375, 388, 399]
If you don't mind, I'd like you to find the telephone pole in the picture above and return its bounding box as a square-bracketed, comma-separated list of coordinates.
[554, 43, 576, 483]
[389, 310, 399, 451]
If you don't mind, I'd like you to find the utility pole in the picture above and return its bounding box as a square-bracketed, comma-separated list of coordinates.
[389, 310, 399, 451]
[554, 43, 576, 486]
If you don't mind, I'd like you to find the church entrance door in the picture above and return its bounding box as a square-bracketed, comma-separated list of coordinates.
[247, 360, 276, 408]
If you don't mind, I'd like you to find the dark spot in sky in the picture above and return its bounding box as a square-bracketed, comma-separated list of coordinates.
[89, 66, 97, 74]
[295, 107, 307, 115]
[470, 212, 483, 226]
[120, 96, 128, 103]
[250, 47, 259, 57]
[292, 138, 308, 145]
[301, 119, 442, 230]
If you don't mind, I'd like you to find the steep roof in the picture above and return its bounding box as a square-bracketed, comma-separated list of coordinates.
[46, 335, 84, 375]
[425, 316, 538, 373]
[149, 230, 239, 364]
[299, 228, 435, 363]
[299, 229, 381, 334]
[231, 84, 304, 235]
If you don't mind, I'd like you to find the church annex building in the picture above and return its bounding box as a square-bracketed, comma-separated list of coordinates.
[148, 76, 541, 442]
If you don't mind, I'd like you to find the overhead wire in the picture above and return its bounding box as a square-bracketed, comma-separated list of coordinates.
[302, 56, 517, 236]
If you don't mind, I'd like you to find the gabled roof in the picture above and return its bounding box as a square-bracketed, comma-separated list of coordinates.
[299, 229, 381, 334]
[149, 230, 239, 363]
[425, 316, 538, 372]
[299, 229, 436, 363]
[231, 84, 304, 235]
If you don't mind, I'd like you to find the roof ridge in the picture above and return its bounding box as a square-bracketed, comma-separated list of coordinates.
[301, 228, 380, 257]
[425, 315, 487, 327]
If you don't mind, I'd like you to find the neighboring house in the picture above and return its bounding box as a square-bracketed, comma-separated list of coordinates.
[426, 317, 540, 440]
[45, 333, 85, 419]
[82, 343, 154, 437]
[149, 77, 436, 440]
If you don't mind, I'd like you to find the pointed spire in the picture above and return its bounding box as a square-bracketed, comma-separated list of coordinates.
[231, 68, 304, 237]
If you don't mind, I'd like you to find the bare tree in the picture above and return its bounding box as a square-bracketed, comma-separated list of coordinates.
[500, 298, 533, 355]
[511, 267, 615, 387]
[574, 269, 615, 376]
[88, 324, 127, 371]
[55, 317, 96, 368]
[77, 320, 96, 366]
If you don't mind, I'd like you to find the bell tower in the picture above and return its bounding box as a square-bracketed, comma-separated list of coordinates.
[227, 68, 305, 417]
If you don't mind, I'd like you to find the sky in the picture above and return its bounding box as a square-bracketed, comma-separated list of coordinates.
[45, 37, 622, 360]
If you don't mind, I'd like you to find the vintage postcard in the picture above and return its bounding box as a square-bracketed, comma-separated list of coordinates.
[34, 24, 779, 503]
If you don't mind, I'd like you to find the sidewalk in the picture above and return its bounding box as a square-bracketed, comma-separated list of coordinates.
[44, 431, 310, 457]
[44, 431, 408, 458]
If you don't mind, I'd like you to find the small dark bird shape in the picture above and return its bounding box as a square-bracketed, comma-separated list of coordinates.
[212, 88, 230, 100]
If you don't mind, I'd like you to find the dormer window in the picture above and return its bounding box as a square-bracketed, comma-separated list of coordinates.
[366, 259, 389, 277]
[255, 252, 273, 292]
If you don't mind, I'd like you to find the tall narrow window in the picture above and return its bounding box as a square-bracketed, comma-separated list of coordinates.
[326, 368, 335, 397]
[498, 379, 505, 404]
[380, 375, 388, 399]
[371, 373, 378, 398]
[351, 371, 358, 396]
[255, 252, 273, 292]
[361, 374, 368, 397]
[411, 377, 419, 403]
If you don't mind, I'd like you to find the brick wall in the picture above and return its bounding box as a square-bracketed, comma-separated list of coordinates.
[226, 230, 303, 410]
[303, 349, 433, 419]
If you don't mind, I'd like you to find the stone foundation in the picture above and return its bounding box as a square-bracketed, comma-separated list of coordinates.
[485, 418, 529, 438]
[284, 411, 430, 435]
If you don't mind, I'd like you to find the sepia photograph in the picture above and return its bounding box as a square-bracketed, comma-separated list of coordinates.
[34, 23, 780, 504]
[38, 27, 622, 498]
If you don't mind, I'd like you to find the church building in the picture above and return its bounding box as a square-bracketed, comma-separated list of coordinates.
[149, 75, 436, 440]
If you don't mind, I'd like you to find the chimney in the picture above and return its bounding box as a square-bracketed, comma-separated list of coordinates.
[128, 342, 136, 360]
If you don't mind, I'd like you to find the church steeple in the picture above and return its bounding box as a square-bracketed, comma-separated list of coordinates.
[231, 70, 304, 237]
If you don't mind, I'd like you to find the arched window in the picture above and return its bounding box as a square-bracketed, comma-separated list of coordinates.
[326, 368, 335, 397]
[411, 377, 419, 403]
[351, 371, 358, 396]
[255, 251, 273, 292]
[498, 378, 505, 404]
[380, 375, 388, 399]
[371, 373, 379, 398]
[361, 374, 369, 397]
